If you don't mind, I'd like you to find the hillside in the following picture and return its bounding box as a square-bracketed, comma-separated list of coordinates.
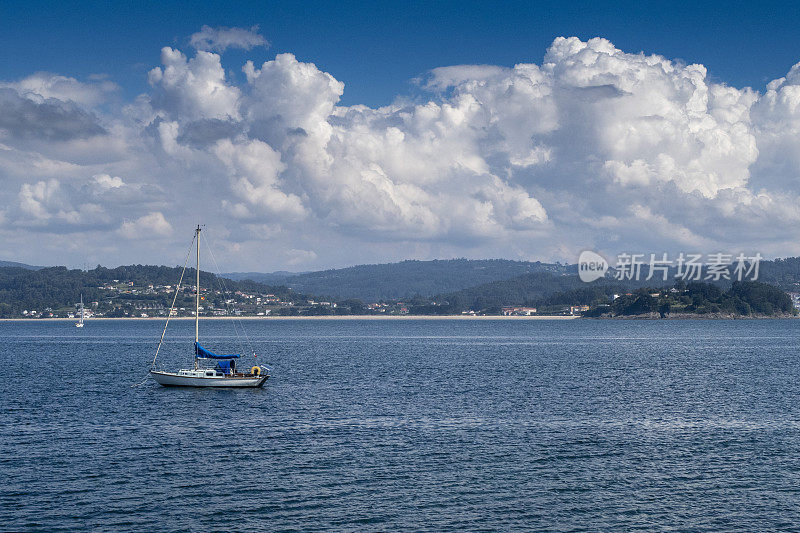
[0, 260, 43, 270]
[225, 259, 572, 300]
[2, 255, 799, 318]
[757, 257, 800, 291]
[427, 257, 800, 313]
[421, 271, 794, 318]
[225, 256, 800, 302]
[601, 281, 796, 317]
[0, 264, 300, 318]
[426, 272, 635, 313]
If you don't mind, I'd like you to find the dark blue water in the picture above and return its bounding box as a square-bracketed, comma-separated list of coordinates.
[2, 318, 800, 531]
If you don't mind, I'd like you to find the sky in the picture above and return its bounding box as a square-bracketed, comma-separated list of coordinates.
[2, 1, 800, 271]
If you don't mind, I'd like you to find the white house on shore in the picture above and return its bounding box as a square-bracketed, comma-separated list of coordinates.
[501, 306, 537, 316]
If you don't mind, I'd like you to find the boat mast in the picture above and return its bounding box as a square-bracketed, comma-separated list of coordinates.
[195, 225, 201, 345]
[193, 225, 201, 369]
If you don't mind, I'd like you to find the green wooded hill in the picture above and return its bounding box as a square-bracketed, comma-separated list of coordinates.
[758, 257, 800, 291]
[420, 268, 796, 316]
[602, 280, 795, 317]
[419, 272, 629, 314]
[419, 272, 793, 317]
[225, 259, 573, 301]
[0, 260, 42, 270]
[0, 265, 297, 318]
[2, 256, 799, 318]
[226, 256, 800, 302]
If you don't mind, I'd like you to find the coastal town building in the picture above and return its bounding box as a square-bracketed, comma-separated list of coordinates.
[501, 306, 537, 316]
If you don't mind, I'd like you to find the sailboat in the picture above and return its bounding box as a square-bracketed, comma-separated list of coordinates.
[149, 225, 269, 388]
[75, 295, 85, 328]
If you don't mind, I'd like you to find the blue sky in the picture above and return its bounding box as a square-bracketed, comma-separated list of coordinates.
[3, 0, 800, 107]
[2, 1, 800, 270]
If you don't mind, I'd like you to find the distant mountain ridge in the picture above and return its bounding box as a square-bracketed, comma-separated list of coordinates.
[428, 256, 800, 312]
[225, 259, 573, 300]
[5, 255, 800, 307]
[225, 255, 800, 303]
[224, 270, 305, 285]
[0, 260, 43, 270]
[431, 271, 627, 312]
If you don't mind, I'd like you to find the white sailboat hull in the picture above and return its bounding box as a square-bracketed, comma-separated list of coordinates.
[150, 371, 268, 388]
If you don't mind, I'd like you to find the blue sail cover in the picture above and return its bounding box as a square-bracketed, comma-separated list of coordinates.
[215, 360, 236, 374]
[195, 342, 240, 359]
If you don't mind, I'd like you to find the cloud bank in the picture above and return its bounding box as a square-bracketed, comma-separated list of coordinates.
[1, 34, 800, 270]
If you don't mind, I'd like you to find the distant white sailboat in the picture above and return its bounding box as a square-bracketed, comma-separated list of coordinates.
[149, 225, 269, 388]
[75, 295, 85, 328]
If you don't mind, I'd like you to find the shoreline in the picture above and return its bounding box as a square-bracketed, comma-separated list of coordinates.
[0, 315, 580, 322]
[2, 314, 797, 322]
[589, 312, 798, 320]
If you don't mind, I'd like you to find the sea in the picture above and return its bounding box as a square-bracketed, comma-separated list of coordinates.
[2, 318, 799, 531]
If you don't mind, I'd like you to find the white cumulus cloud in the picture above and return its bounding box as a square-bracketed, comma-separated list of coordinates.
[148, 47, 241, 120]
[0, 72, 118, 106]
[118, 212, 173, 239]
[3, 35, 800, 270]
